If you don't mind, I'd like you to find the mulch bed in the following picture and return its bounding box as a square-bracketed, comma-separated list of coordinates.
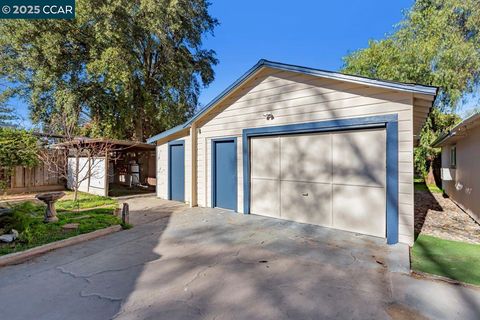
[415, 190, 480, 244]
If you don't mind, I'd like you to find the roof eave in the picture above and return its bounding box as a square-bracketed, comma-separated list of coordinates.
[431, 133, 450, 148]
[183, 60, 267, 127]
[184, 59, 437, 128]
[431, 112, 480, 148]
[148, 59, 439, 143]
[146, 123, 190, 144]
[261, 60, 438, 96]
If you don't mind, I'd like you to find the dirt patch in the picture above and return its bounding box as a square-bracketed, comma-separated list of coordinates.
[0, 194, 42, 204]
[415, 190, 480, 244]
[386, 303, 429, 320]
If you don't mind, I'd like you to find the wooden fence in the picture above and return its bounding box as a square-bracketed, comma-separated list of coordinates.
[1, 159, 65, 194]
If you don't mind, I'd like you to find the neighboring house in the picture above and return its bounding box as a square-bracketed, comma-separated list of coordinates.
[147, 60, 437, 245]
[432, 112, 480, 223]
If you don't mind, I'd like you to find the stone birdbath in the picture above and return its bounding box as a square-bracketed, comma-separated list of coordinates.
[36, 192, 66, 223]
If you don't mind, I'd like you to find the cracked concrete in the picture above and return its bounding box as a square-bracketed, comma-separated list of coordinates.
[0, 196, 479, 319]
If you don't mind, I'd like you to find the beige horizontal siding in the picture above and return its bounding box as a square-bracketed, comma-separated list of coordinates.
[195, 70, 415, 245]
[156, 133, 191, 204]
[206, 94, 410, 122]
[202, 106, 411, 134]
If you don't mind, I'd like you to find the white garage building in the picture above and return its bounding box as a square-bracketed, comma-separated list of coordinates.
[147, 60, 437, 245]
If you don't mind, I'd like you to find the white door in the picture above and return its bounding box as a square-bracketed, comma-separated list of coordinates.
[250, 129, 386, 238]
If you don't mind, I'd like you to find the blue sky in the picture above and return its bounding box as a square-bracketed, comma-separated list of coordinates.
[199, 0, 412, 104]
[12, 0, 476, 127]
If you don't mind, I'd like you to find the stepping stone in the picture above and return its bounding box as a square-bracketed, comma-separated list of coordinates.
[0, 208, 12, 216]
[70, 215, 91, 220]
[62, 223, 79, 231]
[0, 229, 18, 243]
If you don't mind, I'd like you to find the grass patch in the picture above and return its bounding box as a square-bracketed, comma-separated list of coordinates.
[414, 177, 424, 183]
[414, 182, 430, 192]
[411, 235, 480, 286]
[414, 181, 443, 194]
[426, 183, 443, 194]
[56, 192, 118, 211]
[121, 222, 133, 230]
[0, 199, 121, 256]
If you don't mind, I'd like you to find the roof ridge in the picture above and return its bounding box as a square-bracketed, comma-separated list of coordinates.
[147, 59, 439, 143]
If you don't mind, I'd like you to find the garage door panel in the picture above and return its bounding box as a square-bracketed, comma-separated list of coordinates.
[281, 181, 332, 226]
[250, 128, 386, 239]
[332, 185, 386, 237]
[280, 134, 332, 183]
[251, 178, 280, 218]
[332, 130, 386, 187]
[251, 137, 280, 180]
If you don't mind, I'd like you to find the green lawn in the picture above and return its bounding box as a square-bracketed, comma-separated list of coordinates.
[414, 179, 443, 194]
[56, 192, 118, 211]
[411, 235, 480, 286]
[0, 193, 121, 256]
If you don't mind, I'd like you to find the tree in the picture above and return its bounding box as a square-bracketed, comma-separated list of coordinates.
[343, 0, 480, 111]
[0, 106, 16, 127]
[38, 114, 113, 202]
[414, 109, 461, 183]
[342, 0, 480, 181]
[0, 0, 218, 141]
[0, 127, 38, 191]
[41, 140, 113, 202]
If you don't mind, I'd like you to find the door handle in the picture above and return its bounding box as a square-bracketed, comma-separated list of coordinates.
[302, 193, 308, 196]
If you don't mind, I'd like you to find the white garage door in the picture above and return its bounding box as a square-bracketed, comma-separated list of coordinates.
[250, 129, 386, 238]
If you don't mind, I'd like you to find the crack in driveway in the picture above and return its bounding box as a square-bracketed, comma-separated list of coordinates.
[2, 200, 479, 320]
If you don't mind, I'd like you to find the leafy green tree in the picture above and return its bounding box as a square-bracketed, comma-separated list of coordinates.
[342, 0, 479, 182]
[0, 0, 218, 141]
[343, 0, 480, 111]
[0, 106, 16, 127]
[414, 109, 461, 181]
[0, 127, 38, 191]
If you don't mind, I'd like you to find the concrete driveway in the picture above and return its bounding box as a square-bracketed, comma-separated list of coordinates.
[0, 197, 479, 320]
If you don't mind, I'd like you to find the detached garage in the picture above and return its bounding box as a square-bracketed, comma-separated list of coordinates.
[147, 60, 437, 245]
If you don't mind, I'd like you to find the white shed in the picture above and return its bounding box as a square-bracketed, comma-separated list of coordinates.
[148, 60, 437, 245]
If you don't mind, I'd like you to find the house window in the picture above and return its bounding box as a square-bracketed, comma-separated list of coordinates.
[450, 145, 456, 168]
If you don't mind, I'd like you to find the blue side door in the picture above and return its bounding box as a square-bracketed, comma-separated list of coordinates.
[169, 141, 185, 201]
[212, 139, 237, 211]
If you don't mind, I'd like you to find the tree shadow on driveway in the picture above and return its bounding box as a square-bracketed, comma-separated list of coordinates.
[0, 197, 180, 320]
[115, 207, 480, 320]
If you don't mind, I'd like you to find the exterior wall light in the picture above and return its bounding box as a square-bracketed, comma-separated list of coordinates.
[263, 112, 274, 120]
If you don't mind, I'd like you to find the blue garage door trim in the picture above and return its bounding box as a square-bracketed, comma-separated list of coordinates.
[242, 114, 399, 244]
[168, 140, 185, 201]
[212, 137, 238, 211]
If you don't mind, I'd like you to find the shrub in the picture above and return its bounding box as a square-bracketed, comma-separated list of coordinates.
[0, 127, 38, 192]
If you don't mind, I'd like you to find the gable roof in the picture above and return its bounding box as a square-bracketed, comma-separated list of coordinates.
[147, 59, 438, 143]
[432, 112, 480, 147]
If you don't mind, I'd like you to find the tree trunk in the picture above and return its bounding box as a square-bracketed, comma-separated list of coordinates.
[425, 159, 436, 185]
[133, 107, 144, 141]
[74, 150, 80, 202]
[432, 156, 442, 187]
[133, 86, 145, 141]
